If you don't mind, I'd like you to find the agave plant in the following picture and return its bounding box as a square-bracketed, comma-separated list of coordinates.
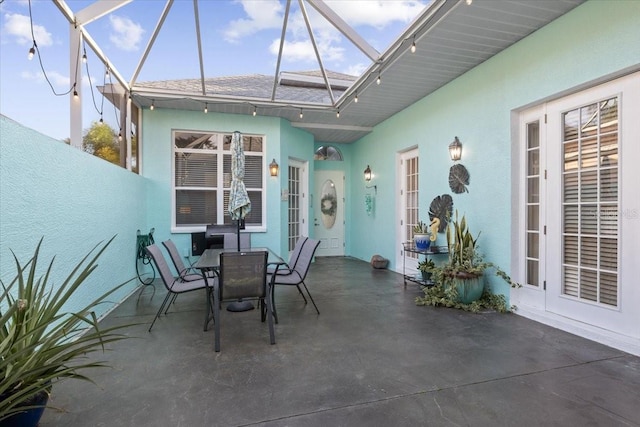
[0, 237, 134, 422]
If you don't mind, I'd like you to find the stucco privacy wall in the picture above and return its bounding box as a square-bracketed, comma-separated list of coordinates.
[347, 0, 640, 300]
[141, 108, 309, 257]
[0, 115, 146, 318]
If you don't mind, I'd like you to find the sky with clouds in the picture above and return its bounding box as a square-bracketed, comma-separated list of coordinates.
[1, 0, 427, 140]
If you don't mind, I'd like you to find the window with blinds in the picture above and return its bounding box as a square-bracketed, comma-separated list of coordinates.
[173, 131, 264, 228]
[562, 98, 619, 306]
[526, 120, 540, 287]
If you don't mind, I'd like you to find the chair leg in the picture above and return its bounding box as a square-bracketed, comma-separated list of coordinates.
[302, 282, 320, 315]
[271, 284, 279, 324]
[204, 286, 214, 332]
[266, 284, 275, 345]
[214, 282, 221, 352]
[149, 292, 172, 332]
[295, 284, 308, 304]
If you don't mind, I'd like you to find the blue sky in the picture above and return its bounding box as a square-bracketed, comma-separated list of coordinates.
[1, 0, 427, 140]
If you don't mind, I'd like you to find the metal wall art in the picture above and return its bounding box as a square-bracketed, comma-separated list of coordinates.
[449, 164, 470, 194]
[429, 194, 453, 232]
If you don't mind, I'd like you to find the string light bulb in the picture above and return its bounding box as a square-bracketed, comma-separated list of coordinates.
[82, 51, 87, 63]
[376, 73, 381, 85]
[204, 103, 208, 113]
[354, 92, 358, 103]
[253, 106, 257, 116]
[28, 43, 36, 60]
[150, 100, 155, 111]
[118, 130, 123, 142]
[411, 37, 416, 53]
[73, 89, 79, 100]
[105, 67, 110, 78]
[299, 109, 303, 119]
[336, 110, 340, 119]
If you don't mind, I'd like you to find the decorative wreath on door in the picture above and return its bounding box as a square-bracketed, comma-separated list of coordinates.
[320, 193, 338, 216]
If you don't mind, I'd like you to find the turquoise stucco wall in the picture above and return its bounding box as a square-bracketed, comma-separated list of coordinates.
[347, 0, 640, 297]
[0, 115, 146, 318]
[141, 108, 316, 258]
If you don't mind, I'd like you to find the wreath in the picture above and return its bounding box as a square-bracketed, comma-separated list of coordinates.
[320, 193, 337, 216]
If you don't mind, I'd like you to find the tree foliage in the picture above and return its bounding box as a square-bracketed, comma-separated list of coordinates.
[83, 121, 119, 166]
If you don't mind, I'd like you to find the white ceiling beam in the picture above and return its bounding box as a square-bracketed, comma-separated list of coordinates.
[75, 0, 132, 26]
[291, 122, 373, 132]
[130, 0, 174, 86]
[306, 0, 380, 62]
[193, 0, 206, 95]
[271, 0, 292, 101]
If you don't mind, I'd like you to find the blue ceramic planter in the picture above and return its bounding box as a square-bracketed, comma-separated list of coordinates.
[414, 234, 431, 250]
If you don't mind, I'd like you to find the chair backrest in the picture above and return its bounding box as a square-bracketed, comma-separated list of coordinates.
[287, 236, 308, 269]
[220, 251, 268, 300]
[292, 238, 320, 281]
[145, 244, 177, 290]
[162, 239, 189, 276]
[223, 233, 251, 250]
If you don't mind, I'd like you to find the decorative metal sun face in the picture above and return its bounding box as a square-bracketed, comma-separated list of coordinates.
[429, 194, 453, 233]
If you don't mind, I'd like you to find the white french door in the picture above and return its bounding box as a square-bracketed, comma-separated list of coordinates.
[397, 148, 419, 271]
[288, 159, 308, 259]
[517, 72, 640, 339]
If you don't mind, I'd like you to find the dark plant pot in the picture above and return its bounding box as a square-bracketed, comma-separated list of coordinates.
[421, 271, 432, 282]
[0, 390, 49, 427]
[450, 273, 483, 304]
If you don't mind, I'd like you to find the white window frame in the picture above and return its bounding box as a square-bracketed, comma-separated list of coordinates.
[171, 129, 266, 233]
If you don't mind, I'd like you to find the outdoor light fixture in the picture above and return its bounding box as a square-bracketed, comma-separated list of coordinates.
[364, 165, 372, 182]
[269, 159, 279, 177]
[449, 136, 463, 161]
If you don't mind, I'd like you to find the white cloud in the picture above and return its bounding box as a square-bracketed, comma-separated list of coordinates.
[223, 0, 283, 43]
[269, 38, 345, 65]
[21, 70, 70, 88]
[343, 62, 368, 76]
[325, 1, 427, 29]
[3, 12, 53, 46]
[109, 15, 144, 52]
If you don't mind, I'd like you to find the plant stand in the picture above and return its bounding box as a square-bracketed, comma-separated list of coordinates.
[402, 242, 447, 288]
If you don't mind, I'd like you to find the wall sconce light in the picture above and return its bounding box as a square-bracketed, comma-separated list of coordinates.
[269, 159, 279, 177]
[364, 165, 372, 182]
[449, 136, 463, 161]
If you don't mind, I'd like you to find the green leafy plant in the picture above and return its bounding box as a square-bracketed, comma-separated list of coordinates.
[416, 210, 520, 310]
[417, 258, 435, 273]
[0, 237, 134, 422]
[412, 221, 430, 234]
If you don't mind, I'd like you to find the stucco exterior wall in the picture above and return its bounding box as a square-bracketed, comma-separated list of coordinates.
[347, 0, 640, 300]
[0, 115, 146, 318]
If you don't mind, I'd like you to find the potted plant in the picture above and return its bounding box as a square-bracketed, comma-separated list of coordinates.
[0, 237, 134, 426]
[417, 258, 436, 282]
[412, 221, 431, 250]
[420, 210, 519, 305]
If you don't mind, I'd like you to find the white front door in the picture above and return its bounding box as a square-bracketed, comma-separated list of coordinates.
[515, 72, 640, 343]
[313, 170, 344, 256]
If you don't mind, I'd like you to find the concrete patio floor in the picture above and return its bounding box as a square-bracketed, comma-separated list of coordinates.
[40, 256, 640, 426]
